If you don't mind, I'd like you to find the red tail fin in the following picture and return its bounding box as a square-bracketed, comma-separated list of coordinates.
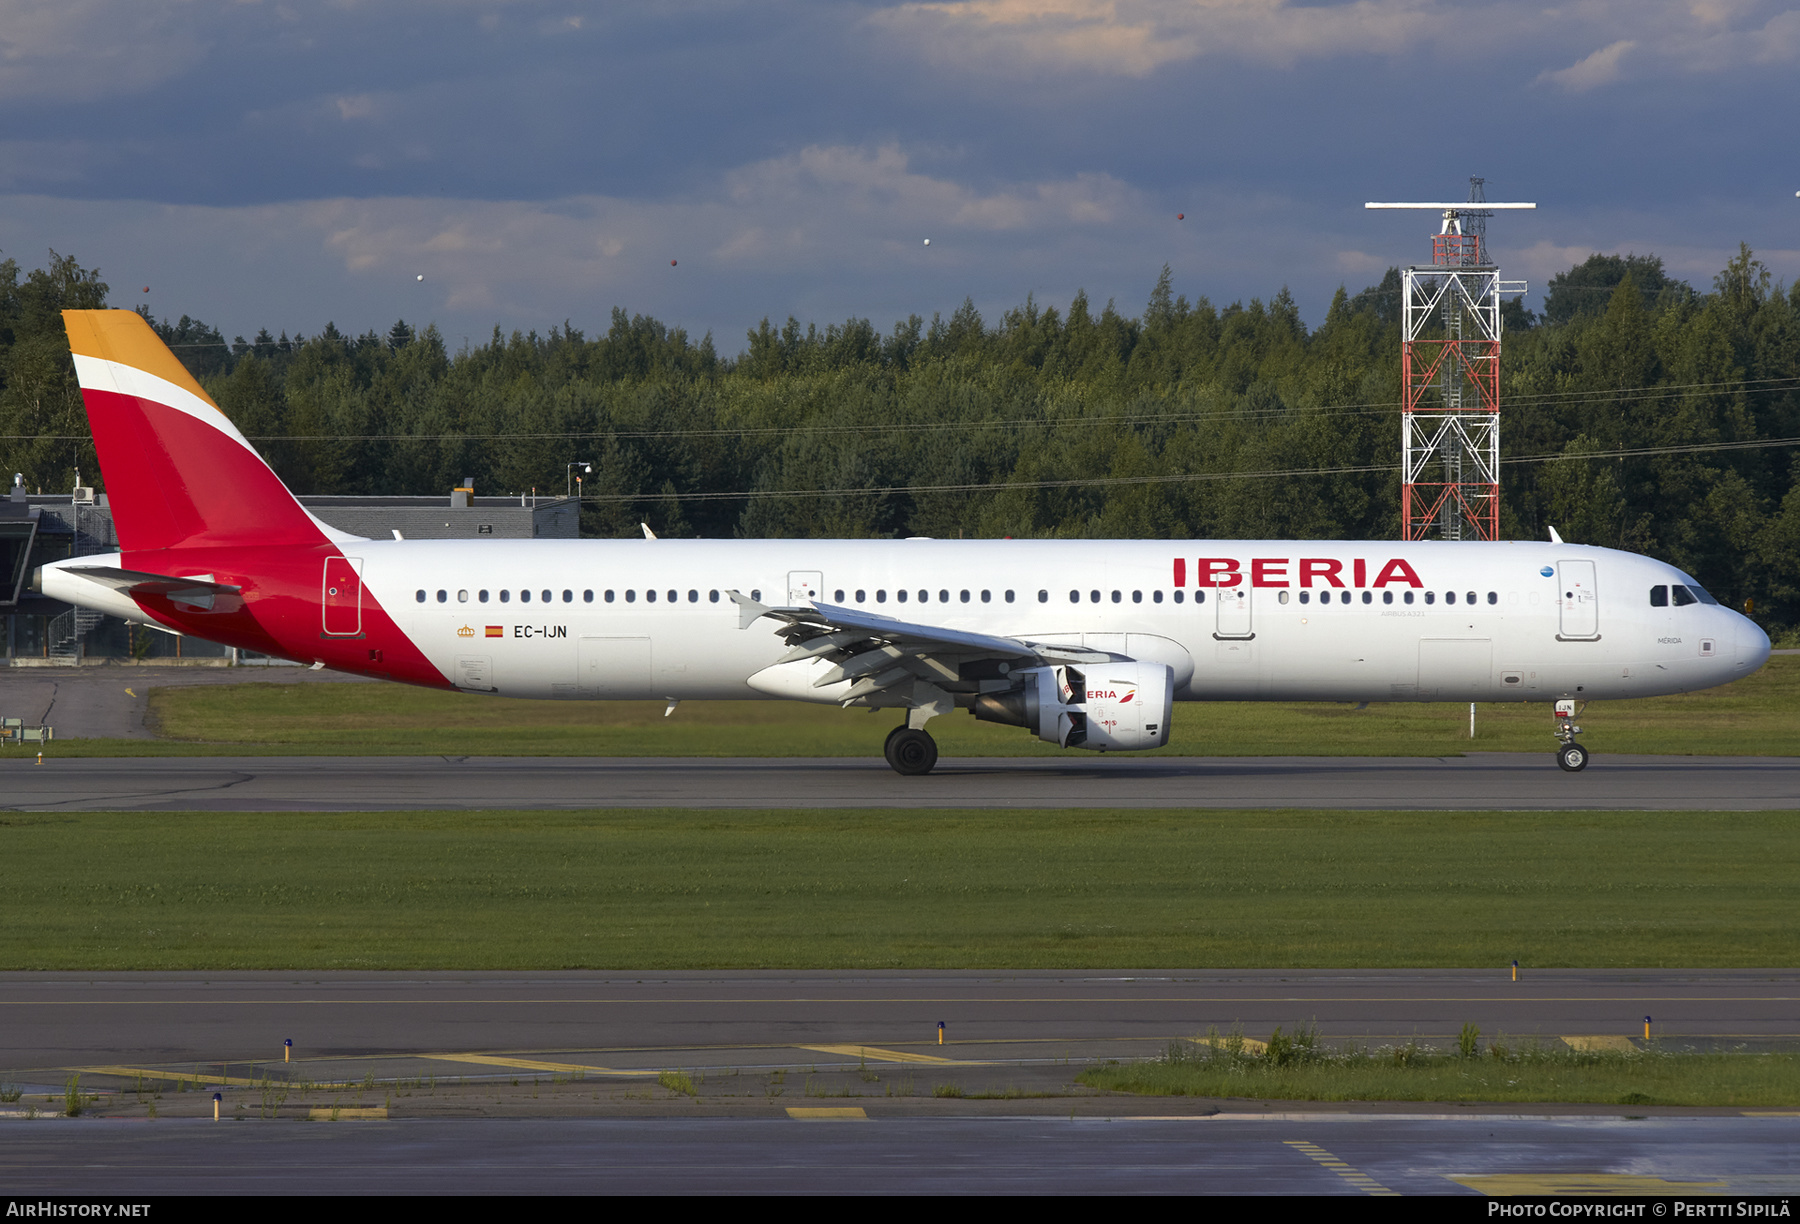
[62, 310, 333, 552]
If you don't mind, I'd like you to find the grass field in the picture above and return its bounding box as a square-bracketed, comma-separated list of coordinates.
[12, 654, 1795, 758]
[6, 807, 1797, 970]
[1080, 1039, 1800, 1107]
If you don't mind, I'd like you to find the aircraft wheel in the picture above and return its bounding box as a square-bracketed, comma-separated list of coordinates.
[885, 727, 939, 776]
[884, 723, 907, 755]
[1556, 742, 1589, 773]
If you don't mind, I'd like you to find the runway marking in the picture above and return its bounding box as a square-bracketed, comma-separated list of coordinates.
[422, 1054, 655, 1077]
[308, 1107, 387, 1120]
[1562, 1035, 1637, 1052]
[797, 1044, 960, 1065]
[73, 1065, 292, 1089]
[1450, 1174, 1726, 1196]
[1184, 1036, 1268, 1054]
[1742, 1111, 1800, 1116]
[1286, 1140, 1399, 1196]
[787, 1107, 867, 1119]
[10, 994, 1799, 1006]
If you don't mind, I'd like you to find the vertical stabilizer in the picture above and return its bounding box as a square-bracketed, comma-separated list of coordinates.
[62, 309, 333, 552]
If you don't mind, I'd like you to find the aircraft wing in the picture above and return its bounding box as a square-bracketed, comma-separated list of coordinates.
[730, 590, 1114, 707]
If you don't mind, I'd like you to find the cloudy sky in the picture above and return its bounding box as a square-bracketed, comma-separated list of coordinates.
[2, 0, 1796, 350]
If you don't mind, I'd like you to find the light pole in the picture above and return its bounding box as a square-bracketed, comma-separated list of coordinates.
[566, 461, 593, 502]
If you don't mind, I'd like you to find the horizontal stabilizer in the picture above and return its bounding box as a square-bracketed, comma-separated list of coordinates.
[63, 565, 242, 610]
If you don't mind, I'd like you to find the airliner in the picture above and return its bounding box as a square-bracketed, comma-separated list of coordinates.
[32, 310, 1772, 774]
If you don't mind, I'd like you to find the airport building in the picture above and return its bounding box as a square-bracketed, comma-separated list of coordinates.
[0, 480, 579, 665]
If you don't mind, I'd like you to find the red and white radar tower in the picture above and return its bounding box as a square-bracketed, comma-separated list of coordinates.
[1366, 179, 1534, 540]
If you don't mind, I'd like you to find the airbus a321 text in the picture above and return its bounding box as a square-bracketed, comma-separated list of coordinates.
[33, 310, 1772, 774]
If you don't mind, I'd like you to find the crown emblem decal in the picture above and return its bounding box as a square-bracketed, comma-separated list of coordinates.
[456, 624, 475, 638]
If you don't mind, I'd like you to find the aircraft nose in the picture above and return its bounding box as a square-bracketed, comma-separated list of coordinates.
[1735, 611, 1771, 674]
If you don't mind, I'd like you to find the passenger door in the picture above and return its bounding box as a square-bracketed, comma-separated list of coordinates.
[322, 556, 362, 637]
[1557, 560, 1599, 639]
[1215, 586, 1252, 639]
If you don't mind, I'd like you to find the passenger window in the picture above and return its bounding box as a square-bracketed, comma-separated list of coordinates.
[1466, 591, 1475, 605]
[1035, 590, 1045, 603]
[479, 590, 489, 603]
[689, 590, 699, 603]
[415, 589, 426, 603]
[1152, 590, 1162, 604]
[898, 590, 908, 603]
[438, 590, 448, 603]
[751, 590, 761, 602]
[877, 590, 887, 603]
[855, 589, 865, 602]
[937, 590, 947, 603]
[667, 590, 676, 603]
[1444, 591, 1455, 605]
[520, 590, 530, 603]
[626, 590, 636, 603]
[1090, 590, 1101, 603]
[1424, 591, 1435, 605]
[1194, 591, 1204, 604]
[1133, 591, 1142, 603]
[834, 589, 844, 602]
[1004, 590, 1014, 603]
[500, 590, 511, 603]
[709, 590, 720, 603]
[1111, 590, 1121, 604]
[960, 590, 970, 603]
[1650, 585, 1668, 607]
[1299, 591, 1310, 605]
[545, 590, 554, 603]
[981, 590, 991, 603]
[1069, 590, 1079, 603]
[583, 590, 593, 603]
[605, 590, 615, 603]
[645, 590, 656, 603]
[921, 590, 930, 603]
[563, 590, 573, 603]
[1362, 591, 1372, 604]
[1672, 585, 1698, 607]
[1174, 591, 1184, 604]
[458, 590, 469, 603]
[1404, 591, 1414, 605]
[1382, 591, 1393, 605]
[1277, 590, 1290, 605]
[1486, 591, 1497, 605]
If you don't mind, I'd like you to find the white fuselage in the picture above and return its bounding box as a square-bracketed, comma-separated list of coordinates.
[307, 537, 1768, 705]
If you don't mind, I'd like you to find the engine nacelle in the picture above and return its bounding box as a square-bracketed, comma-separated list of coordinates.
[972, 662, 1173, 751]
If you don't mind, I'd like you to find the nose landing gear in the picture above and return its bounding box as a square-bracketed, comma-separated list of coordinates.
[1554, 699, 1589, 772]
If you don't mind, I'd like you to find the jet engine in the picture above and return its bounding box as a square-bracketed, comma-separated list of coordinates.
[971, 662, 1173, 751]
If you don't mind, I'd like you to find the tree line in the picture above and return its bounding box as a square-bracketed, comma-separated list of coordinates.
[2, 245, 1798, 632]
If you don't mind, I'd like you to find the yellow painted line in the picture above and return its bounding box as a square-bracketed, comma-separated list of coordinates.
[308, 1107, 387, 1120]
[1286, 1140, 1400, 1197]
[74, 1065, 281, 1089]
[798, 1044, 960, 1065]
[787, 1107, 867, 1119]
[1184, 1036, 1268, 1054]
[1743, 1111, 1800, 1116]
[422, 1053, 653, 1077]
[1562, 1035, 1637, 1052]
[1450, 1174, 1725, 1197]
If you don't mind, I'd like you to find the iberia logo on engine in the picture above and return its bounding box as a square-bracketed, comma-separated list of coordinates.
[1089, 688, 1136, 703]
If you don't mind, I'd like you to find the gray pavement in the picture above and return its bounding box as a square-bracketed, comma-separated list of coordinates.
[4, 1114, 1799, 1195]
[4, 751, 1800, 809]
[0, 664, 370, 740]
[3, 969, 1793, 1086]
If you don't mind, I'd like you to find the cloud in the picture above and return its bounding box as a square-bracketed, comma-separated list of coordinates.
[872, 0, 1445, 76]
[0, 0, 213, 102]
[1536, 39, 1635, 92]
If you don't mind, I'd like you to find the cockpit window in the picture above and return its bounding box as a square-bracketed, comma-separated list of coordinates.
[1671, 585, 1698, 607]
[1650, 585, 1668, 607]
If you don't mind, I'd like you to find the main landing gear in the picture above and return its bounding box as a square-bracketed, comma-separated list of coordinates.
[884, 723, 939, 776]
[1554, 699, 1589, 772]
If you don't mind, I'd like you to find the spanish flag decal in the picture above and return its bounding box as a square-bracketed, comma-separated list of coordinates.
[485, 625, 503, 638]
